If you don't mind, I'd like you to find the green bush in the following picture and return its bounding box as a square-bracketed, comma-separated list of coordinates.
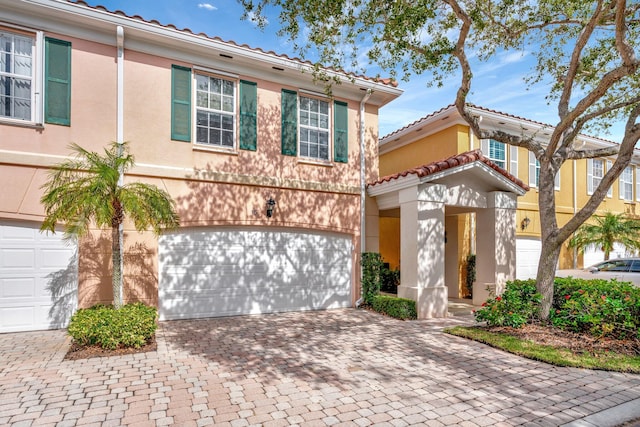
[371, 295, 417, 320]
[474, 278, 640, 339]
[380, 265, 400, 294]
[474, 280, 541, 327]
[361, 252, 383, 304]
[68, 303, 158, 350]
[551, 277, 640, 339]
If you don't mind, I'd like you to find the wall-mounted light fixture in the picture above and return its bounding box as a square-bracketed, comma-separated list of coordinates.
[266, 197, 276, 218]
[520, 216, 531, 231]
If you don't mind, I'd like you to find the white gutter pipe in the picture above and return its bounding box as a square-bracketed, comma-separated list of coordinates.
[116, 25, 125, 306]
[357, 89, 372, 307]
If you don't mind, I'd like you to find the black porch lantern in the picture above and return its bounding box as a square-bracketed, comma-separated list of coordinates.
[266, 197, 276, 218]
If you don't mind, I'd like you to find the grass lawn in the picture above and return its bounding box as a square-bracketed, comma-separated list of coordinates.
[445, 326, 640, 373]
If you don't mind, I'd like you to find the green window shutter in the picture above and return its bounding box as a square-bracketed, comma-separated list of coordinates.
[239, 80, 257, 151]
[171, 65, 191, 142]
[44, 38, 71, 126]
[333, 101, 348, 163]
[281, 89, 297, 156]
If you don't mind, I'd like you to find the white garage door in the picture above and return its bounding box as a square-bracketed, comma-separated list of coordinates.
[516, 237, 542, 280]
[0, 221, 77, 333]
[583, 243, 630, 268]
[159, 228, 353, 320]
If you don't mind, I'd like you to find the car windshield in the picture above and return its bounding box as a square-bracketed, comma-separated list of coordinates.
[593, 260, 630, 272]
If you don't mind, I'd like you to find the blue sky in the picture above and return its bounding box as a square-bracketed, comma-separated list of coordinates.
[87, 0, 624, 142]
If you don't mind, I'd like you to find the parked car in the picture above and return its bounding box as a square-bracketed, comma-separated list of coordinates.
[556, 258, 640, 285]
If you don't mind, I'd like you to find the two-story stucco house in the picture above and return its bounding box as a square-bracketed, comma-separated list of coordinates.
[372, 104, 640, 317]
[0, 0, 401, 332]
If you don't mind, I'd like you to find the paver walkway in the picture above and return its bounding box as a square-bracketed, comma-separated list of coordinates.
[0, 309, 639, 426]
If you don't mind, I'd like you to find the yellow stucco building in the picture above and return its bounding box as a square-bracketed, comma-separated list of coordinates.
[376, 105, 640, 300]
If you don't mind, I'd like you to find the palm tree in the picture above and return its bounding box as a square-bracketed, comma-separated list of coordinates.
[568, 212, 640, 261]
[40, 142, 179, 309]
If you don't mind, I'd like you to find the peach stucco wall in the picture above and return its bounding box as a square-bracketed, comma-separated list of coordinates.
[1, 32, 380, 308]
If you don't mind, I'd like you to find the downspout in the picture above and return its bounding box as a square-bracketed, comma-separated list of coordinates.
[116, 26, 125, 306]
[356, 89, 373, 307]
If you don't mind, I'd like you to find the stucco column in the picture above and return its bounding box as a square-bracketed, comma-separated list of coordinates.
[474, 191, 517, 305]
[397, 184, 448, 318]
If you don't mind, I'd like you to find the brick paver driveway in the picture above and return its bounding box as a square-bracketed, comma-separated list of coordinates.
[1, 309, 639, 426]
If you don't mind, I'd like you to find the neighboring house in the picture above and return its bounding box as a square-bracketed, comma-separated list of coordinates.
[0, 0, 401, 332]
[371, 104, 640, 316]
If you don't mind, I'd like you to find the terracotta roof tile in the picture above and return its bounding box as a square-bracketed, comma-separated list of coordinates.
[368, 149, 530, 192]
[67, 0, 398, 88]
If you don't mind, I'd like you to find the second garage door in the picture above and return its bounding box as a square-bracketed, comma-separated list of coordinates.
[0, 221, 77, 333]
[516, 237, 542, 280]
[158, 228, 353, 320]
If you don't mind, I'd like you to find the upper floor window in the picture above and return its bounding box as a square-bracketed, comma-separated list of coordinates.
[196, 74, 235, 148]
[587, 159, 614, 197]
[1, 30, 34, 121]
[481, 139, 519, 179]
[528, 152, 560, 190]
[487, 139, 506, 169]
[299, 96, 330, 160]
[620, 166, 633, 201]
[170, 65, 257, 151]
[587, 158, 605, 195]
[0, 27, 71, 126]
[281, 89, 348, 164]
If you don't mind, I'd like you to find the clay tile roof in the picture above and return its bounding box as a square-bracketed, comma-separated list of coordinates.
[368, 149, 530, 192]
[66, 0, 398, 88]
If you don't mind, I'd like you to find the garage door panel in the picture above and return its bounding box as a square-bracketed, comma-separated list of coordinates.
[516, 238, 541, 280]
[0, 221, 77, 333]
[159, 228, 352, 320]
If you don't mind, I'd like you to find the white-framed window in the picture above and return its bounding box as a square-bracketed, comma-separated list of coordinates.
[195, 73, 236, 148]
[636, 166, 640, 202]
[607, 160, 613, 197]
[486, 139, 506, 169]
[620, 166, 633, 201]
[0, 27, 38, 122]
[587, 158, 604, 195]
[528, 152, 560, 190]
[299, 95, 330, 161]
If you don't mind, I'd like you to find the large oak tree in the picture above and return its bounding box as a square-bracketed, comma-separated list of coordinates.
[241, 0, 640, 320]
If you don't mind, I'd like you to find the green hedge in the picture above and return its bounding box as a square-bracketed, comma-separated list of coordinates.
[371, 295, 417, 320]
[474, 278, 640, 339]
[67, 302, 158, 350]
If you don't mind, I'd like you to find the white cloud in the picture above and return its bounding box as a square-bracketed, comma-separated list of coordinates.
[197, 3, 216, 11]
[247, 11, 268, 26]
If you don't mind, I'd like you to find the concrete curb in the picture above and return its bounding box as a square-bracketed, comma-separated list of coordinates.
[561, 398, 640, 427]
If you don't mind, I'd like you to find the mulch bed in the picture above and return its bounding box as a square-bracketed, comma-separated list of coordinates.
[64, 336, 156, 360]
[485, 324, 640, 357]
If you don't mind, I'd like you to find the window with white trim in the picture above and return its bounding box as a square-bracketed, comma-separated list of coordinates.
[636, 166, 640, 202]
[587, 158, 604, 195]
[299, 95, 330, 160]
[0, 29, 35, 121]
[528, 152, 560, 190]
[195, 74, 236, 148]
[486, 139, 506, 169]
[620, 166, 633, 201]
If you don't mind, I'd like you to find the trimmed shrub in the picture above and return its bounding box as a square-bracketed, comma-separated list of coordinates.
[371, 295, 417, 320]
[361, 252, 383, 304]
[68, 303, 158, 350]
[551, 277, 640, 339]
[474, 280, 541, 327]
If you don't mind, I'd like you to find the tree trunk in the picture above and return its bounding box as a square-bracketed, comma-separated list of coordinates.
[536, 238, 561, 321]
[536, 161, 561, 322]
[112, 224, 122, 309]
